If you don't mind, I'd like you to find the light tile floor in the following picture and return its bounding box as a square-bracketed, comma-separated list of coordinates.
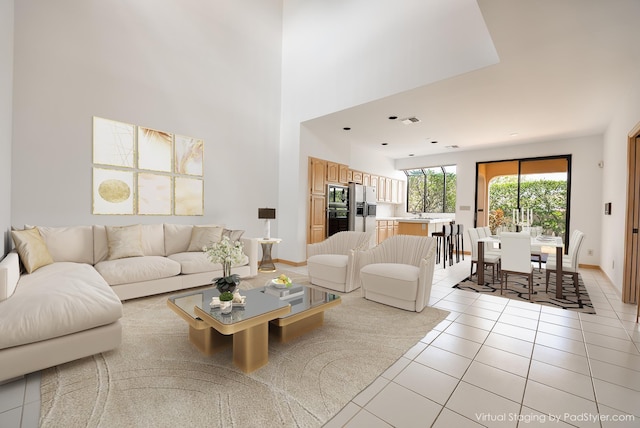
[1, 260, 638, 427]
[324, 259, 640, 428]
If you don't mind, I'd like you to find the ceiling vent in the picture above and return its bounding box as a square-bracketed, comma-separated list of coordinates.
[446, 145, 460, 149]
[401, 117, 421, 125]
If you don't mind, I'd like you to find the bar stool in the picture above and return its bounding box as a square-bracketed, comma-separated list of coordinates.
[432, 224, 453, 269]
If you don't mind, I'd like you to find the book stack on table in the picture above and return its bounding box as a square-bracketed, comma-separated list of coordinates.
[264, 284, 304, 299]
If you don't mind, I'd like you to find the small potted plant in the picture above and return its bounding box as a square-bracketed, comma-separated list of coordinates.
[219, 291, 234, 314]
[203, 236, 246, 293]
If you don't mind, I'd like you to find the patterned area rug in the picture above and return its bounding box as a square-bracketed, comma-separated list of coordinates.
[453, 266, 595, 314]
[40, 270, 448, 427]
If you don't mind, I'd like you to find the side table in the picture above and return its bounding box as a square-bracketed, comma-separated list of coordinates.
[257, 238, 282, 272]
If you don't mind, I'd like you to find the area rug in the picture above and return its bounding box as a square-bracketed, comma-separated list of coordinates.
[453, 267, 595, 314]
[40, 270, 448, 428]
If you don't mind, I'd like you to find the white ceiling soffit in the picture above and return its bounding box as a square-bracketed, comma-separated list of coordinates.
[302, 0, 640, 160]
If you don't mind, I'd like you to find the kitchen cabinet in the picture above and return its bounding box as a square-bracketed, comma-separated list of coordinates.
[377, 220, 388, 244]
[327, 162, 339, 183]
[377, 177, 386, 202]
[377, 220, 398, 244]
[351, 170, 363, 184]
[385, 178, 392, 202]
[339, 164, 349, 184]
[363, 173, 371, 186]
[310, 194, 326, 244]
[310, 158, 326, 195]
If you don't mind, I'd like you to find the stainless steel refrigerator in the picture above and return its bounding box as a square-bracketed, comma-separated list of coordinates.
[348, 183, 377, 233]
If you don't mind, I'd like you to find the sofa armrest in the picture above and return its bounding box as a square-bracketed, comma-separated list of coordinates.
[240, 237, 259, 277]
[0, 252, 21, 302]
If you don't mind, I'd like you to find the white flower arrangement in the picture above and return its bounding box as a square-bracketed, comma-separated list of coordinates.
[203, 236, 245, 292]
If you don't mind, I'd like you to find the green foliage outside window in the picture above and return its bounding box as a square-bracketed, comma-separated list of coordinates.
[488, 176, 567, 236]
[405, 166, 456, 213]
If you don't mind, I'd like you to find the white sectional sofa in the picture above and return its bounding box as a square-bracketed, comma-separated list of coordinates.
[0, 223, 258, 382]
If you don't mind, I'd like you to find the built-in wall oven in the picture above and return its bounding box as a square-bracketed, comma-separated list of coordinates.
[327, 184, 349, 237]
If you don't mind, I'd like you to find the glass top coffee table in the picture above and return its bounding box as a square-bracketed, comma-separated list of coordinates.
[167, 284, 340, 373]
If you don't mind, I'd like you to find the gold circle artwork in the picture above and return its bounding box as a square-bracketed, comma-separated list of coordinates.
[98, 179, 131, 203]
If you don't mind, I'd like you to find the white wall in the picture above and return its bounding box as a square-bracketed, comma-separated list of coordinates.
[11, 0, 283, 240]
[278, 0, 498, 263]
[0, 0, 13, 256]
[396, 135, 604, 267]
[601, 86, 640, 294]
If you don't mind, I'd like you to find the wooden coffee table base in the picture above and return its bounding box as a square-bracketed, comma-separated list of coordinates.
[187, 323, 270, 373]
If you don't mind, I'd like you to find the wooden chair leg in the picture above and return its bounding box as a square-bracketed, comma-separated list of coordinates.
[529, 272, 533, 301]
[573, 272, 579, 296]
[545, 270, 550, 292]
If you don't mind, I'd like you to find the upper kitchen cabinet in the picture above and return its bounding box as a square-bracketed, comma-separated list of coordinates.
[327, 161, 339, 183]
[310, 157, 326, 195]
[351, 170, 363, 184]
[339, 164, 349, 184]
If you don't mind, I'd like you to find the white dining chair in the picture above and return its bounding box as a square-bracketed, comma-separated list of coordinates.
[468, 227, 500, 283]
[499, 232, 534, 300]
[545, 230, 585, 296]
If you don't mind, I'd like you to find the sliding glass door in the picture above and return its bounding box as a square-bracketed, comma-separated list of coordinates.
[475, 155, 571, 248]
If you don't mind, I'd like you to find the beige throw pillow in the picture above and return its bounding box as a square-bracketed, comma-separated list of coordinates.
[188, 226, 223, 251]
[11, 228, 54, 274]
[106, 225, 144, 260]
[222, 228, 245, 242]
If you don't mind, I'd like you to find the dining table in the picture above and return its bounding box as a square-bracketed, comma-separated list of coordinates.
[477, 235, 566, 299]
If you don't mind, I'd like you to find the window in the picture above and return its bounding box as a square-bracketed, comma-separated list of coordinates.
[404, 165, 457, 213]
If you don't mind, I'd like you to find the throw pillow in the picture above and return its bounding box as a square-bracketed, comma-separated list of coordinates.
[187, 225, 224, 251]
[106, 224, 144, 260]
[11, 228, 54, 274]
[222, 228, 245, 242]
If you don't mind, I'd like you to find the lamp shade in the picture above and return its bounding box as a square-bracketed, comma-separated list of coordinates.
[258, 208, 276, 219]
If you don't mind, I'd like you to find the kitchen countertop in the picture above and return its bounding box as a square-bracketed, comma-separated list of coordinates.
[376, 217, 453, 223]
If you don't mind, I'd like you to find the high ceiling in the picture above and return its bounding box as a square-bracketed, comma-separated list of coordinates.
[302, 0, 640, 160]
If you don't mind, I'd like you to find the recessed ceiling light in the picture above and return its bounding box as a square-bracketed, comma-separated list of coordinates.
[510, 132, 519, 137]
[445, 145, 459, 149]
[431, 141, 438, 144]
[408, 154, 415, 157]
[388, 116, 398, 120]
[381, 142, 388, 146]
[343, 127, 351, 131]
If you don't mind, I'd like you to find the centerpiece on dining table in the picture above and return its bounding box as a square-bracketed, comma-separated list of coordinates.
[203, 236, 246, 293]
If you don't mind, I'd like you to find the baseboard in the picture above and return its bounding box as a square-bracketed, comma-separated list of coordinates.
[275, 259, 307, 267]
[578, 263, 600, 270]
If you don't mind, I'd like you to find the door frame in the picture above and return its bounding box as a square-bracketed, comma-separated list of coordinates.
[622, 121, 640, 304]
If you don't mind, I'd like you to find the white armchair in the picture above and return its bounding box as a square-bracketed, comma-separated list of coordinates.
[306, 231, 376, 292]
[358, 235, 437, 312]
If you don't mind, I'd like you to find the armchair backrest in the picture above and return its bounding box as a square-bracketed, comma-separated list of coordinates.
[306, 231, 375, 258]
[499, 232, 532, 273]
[359, 235, 436, 267]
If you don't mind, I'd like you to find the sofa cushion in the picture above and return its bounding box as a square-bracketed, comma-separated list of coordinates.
[164, 224, 224, 255]
[360, 263, 420, 301]
[11, 228, 54, 274]
[94, 256, 181, 286]
[222, 228, 245, 242]
[0, 262, 122, 350]
[36, 225, 94, 264]
[167, 251, 248, 275]
[106, 225, 145, 260]
[94, 224, 165, 263]
[187, 225, 223, 251]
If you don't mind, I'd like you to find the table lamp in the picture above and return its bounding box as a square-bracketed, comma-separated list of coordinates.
[258, 208, 276, 239]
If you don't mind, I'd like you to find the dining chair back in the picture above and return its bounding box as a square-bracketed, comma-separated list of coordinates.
[499, 232, 534, 299]
[467, 227, 500, 283]
[545, 230, 585, 295]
